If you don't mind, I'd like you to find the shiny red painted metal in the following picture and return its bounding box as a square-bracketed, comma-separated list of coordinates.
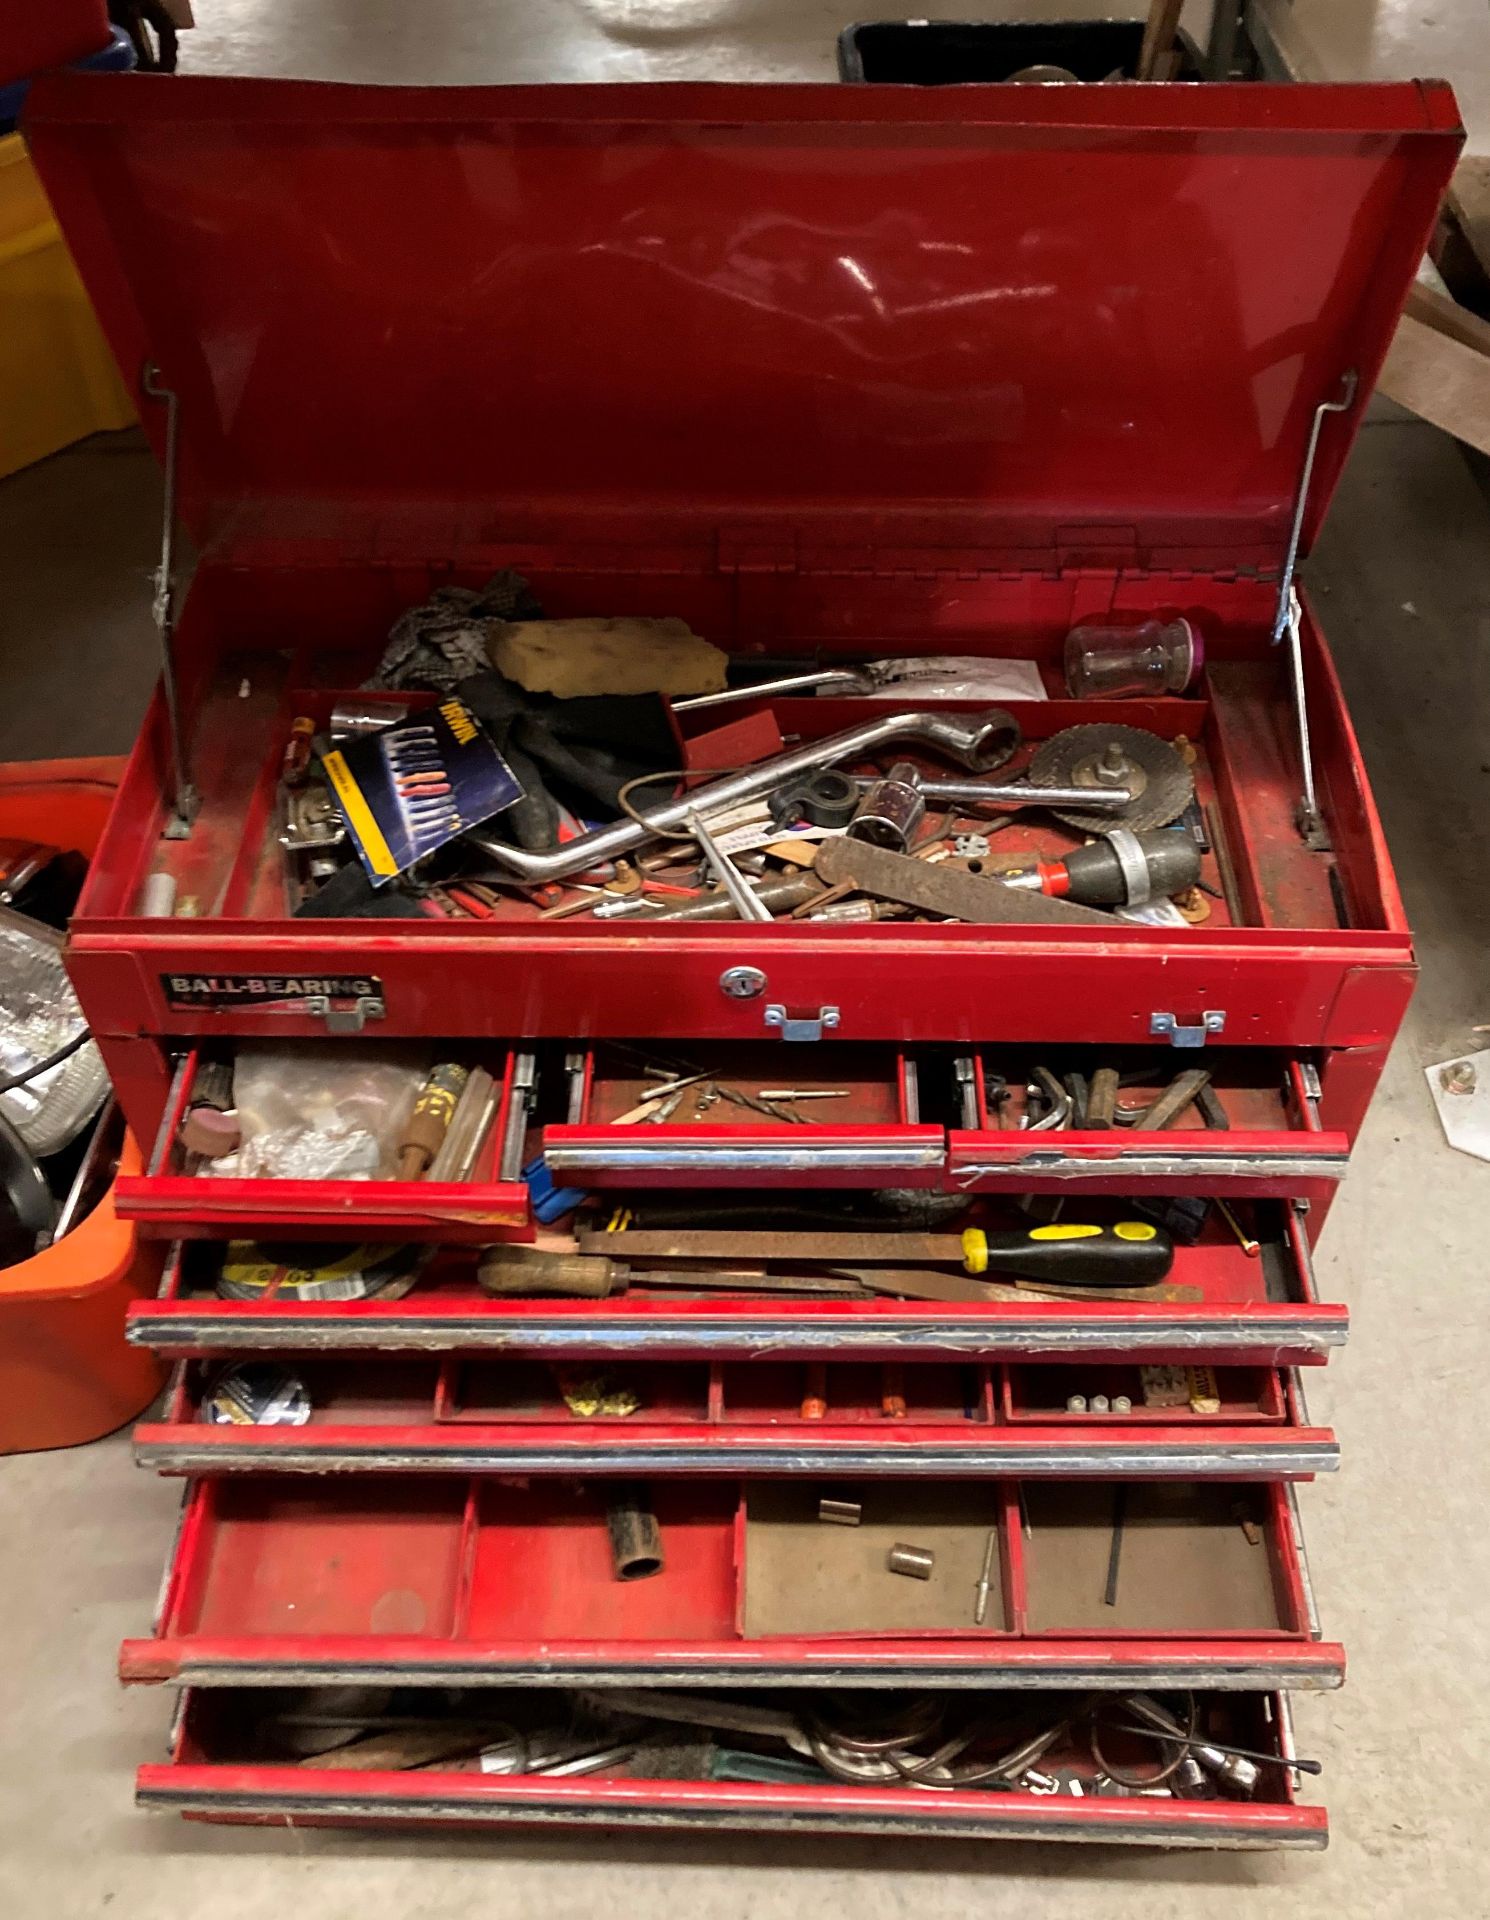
[24, 76, 1461, 570]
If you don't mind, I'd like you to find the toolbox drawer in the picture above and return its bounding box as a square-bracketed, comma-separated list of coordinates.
[947, 1052, 1348, 1198]
[125, 1202, 1344, 1369]
[543, 1042, 944, 1187]
[68, 595, 1418, 1073]
[121, 1470, 1337, 1692]
[138, 1684, 1325, 1849]
[133, 1355, 1335, 1480]
[117, 1046, 532, 1243]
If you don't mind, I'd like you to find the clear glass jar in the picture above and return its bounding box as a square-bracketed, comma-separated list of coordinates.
[1063, 617, 1202, 699]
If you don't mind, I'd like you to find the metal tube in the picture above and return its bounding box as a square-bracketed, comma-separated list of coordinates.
[674, 669, 870, 710]
[465, 708, 1020, 884]
[915, 778, 1131, 811]
[687, 809, 774, 921]
[141, 365, 198, 836]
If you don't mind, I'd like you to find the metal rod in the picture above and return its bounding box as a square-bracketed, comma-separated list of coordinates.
[913, 778, 1131, 812]
[465, 708, 1019, 884]
[675, 669, 869, 710]
[1271, 371, 1356, 847]
[141, 364, 198, 837]
[45, 1097, 118, 1245]
[1283, 587, 1324, 840]
[687, 809, 774, 921]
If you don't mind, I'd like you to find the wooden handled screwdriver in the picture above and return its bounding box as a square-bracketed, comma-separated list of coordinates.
[477, 1248, 868, 1298]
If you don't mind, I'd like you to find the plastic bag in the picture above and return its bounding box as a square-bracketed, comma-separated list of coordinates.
[212, 1043, 426, 1181]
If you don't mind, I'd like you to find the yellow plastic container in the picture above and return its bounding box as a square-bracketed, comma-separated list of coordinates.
[0, 131, 134, 477]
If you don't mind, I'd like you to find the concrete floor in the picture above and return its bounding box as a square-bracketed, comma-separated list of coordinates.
[3, 4, 1490, 1915]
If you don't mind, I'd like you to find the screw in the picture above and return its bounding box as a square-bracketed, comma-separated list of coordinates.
[1441, 1061, 1478, 1096]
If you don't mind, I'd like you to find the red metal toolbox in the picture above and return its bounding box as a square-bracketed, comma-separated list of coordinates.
[141, 1685, 1324, 1849]
[24, 72, 1460, 1849]
[26, 78, 1458, 1118]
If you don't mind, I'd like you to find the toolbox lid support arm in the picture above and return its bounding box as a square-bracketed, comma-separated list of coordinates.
[141, 363, 199, 840]
[1271, 369, 1357, 849]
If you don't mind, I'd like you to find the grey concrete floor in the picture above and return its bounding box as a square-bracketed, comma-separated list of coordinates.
[3, 4, 1490, 1914]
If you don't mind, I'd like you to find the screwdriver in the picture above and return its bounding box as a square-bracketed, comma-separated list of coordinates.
[999, 829, 1199, 908]
[577, 1222, 1174, 1289]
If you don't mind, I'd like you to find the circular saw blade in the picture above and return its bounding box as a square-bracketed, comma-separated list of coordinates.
[1027, 724, 1194, 833]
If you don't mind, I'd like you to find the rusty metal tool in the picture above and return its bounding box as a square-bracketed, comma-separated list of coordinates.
[1132, 1067, 1212, 1131]
[815, 834, 1112, 925]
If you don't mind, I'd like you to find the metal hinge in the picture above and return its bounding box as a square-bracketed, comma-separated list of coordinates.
[141, 365, 200, 839]
[1150, 1009, 1226, 1048]
[304, 993, 386, 1034]
[765, 1004, 840, 1043]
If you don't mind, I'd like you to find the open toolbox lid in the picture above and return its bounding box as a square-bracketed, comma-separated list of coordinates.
[25, 74, 1460, 574]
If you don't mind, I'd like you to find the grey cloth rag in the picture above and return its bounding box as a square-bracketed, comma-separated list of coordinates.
[365, 570, 542, 692]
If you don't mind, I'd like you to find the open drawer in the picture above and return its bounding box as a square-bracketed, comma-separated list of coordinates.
[542, 1042, 944, 1188]
[116, 1045, 534, 1243]
[947, 1051, 1349, 1198]
[135, 1356, 1335, 1480]
[138, 1683, 1325, 1849]
[125, 1201, 1346, 1369]
[121, 1470, 1338, 1692]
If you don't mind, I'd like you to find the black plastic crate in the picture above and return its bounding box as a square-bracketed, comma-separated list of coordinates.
[837, 18, 1204, 85]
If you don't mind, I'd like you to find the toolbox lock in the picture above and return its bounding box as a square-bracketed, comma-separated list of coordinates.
[304, 993, 387, 1034]
[1150, 1009, 1226, 1049]
[764, 1003, 840, 1043]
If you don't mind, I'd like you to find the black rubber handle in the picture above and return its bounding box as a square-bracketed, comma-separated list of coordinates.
[965, 1222, 1174, 1288]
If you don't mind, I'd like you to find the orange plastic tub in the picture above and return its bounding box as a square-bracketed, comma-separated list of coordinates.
[0, 756, 164, 1453]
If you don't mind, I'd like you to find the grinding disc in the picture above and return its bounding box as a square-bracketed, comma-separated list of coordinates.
[1027, 724, 1194, 833]
[201, 1362, 312, 1427]
[216, 1241, 427, 1303]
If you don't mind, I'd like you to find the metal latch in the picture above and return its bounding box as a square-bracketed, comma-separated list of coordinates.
[765, 1004, 840, 1043]
[1150, 1010, 1226, 1048]
[304, 993, 386, 1034]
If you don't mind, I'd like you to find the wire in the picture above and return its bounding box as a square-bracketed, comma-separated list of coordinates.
[1088, 1692, 1200, 1788]
[615, 768, 757, 841]
[0, 1027, 89, 1099]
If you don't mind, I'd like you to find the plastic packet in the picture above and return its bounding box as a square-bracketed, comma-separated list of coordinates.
[213, 1043, 426, 1181]
[854, 657, 1047, 702]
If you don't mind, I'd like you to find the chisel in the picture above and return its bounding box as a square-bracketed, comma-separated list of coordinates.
[576, 1222, 1173, 1289]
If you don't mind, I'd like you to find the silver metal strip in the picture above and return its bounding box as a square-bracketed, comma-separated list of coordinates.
[496, 1052, 537, 1182]
[135, 1436, 1340, 1480]
[145, 1056, 194, 1176]
[135, 1783, 1324, 1849]
[136, 1654, 1346, 1693]
[1285, 1482, 1323, 1640]
[953, 1153, 1347, 1185]
[126, 1309, 1350, 1358]
[544, 1141, 945, 1174]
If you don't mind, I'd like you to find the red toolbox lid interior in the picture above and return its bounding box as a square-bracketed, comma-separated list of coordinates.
[25, 74, 1460, 573]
